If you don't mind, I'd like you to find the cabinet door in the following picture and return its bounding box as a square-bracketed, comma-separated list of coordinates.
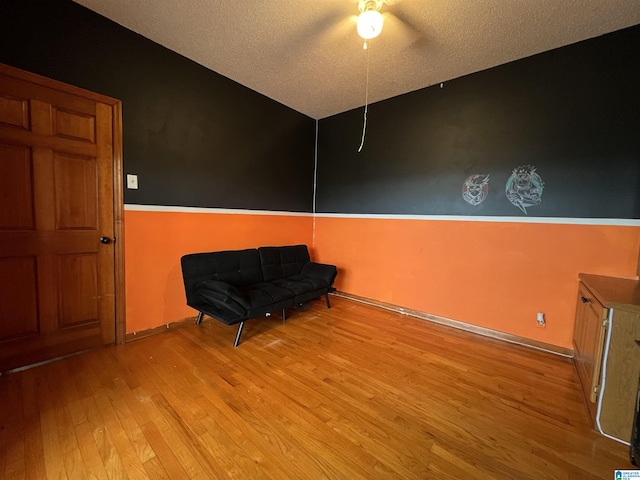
[573, 283, 607, 405]
[599, 307, 640, 442]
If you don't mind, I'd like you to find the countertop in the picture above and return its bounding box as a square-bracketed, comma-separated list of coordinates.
[579, 273, 640, 311]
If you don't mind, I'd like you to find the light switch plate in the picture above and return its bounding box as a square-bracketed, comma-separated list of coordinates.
[126, 174, 138, 189]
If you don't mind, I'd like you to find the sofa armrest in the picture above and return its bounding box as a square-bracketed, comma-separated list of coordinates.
[301, 262, 337, 286]
[194, 279, 249, 316]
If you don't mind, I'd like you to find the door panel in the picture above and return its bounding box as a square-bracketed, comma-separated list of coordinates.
[0, 66, 118, 371]
[57, 253, 99, 328]
[52, 107, 96, 143]
[0, 93, 29, 129]
[53, 152, 98, 230]
[0, 144, 34, 229]
[0, 256, 39, 338]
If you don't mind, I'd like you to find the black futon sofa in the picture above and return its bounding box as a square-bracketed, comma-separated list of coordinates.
[181, 245, 337, 347]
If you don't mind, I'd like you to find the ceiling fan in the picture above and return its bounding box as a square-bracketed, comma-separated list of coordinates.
[290, 0, 425, 150]
[351, 0, 424, 151]
[287, 0, 424, 57]
[356, 0, 385, 43]
[354, 0, 424, 49]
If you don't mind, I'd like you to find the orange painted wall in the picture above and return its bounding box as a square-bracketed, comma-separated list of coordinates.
[313, 216, 640, 349]
[123, 210, 313, 333]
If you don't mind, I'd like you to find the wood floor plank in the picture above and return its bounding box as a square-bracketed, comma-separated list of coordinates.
[247, 399, 372, 480]
[0, 296, 632, 479]
[92, 393, 149, 480]
[152, 392, 232, 479]
[20, 369, 48, 480]
[195, 395, 313, 480]
[231, 347, 429, 478]
[141, 456, 171, 480]
[74, 420, 111, 480]
[0, 441, 5, 479]
[0, 373, 25, 480]
[139, 421, 191, 480]
[97, 350, 171, 434]
[4, 429, 26, 480]
[89, 408, 128, 480]
[24, 422, 46, 480]
[63, 446, 91, 480]
[100, 373, 156, 466]
[183, 345, 332, 479]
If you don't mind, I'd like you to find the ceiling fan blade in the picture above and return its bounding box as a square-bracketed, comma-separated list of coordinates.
[382, 11, 425, 50]
[278, 7, 357, 57]
[318, 14, 359, 46]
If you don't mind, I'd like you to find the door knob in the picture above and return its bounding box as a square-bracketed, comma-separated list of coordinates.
[581, 296, 589, 303]
[99, 236, 113, 244]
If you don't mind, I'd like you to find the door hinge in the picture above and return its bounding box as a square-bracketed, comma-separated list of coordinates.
[594, 385, 600, 395]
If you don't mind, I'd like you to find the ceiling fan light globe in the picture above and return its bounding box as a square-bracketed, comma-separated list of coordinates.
[357, 10, 383, 40]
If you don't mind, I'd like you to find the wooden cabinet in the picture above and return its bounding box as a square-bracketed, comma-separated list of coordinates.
[573, 274, 640, 443]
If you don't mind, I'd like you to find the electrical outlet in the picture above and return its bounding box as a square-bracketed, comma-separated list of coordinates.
[536, 312, 545, 327]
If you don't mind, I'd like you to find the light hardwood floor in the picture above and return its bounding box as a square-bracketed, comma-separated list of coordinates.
[0, 297, 632, 479]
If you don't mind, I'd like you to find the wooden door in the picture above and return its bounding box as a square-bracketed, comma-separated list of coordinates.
[0, 65, 122, 371]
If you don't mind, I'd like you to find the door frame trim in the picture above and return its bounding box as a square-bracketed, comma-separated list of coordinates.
[0, 63, 126, 345]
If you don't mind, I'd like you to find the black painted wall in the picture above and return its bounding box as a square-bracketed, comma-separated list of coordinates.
[317, 25, 640, 218]
[0, 0, 315, 212]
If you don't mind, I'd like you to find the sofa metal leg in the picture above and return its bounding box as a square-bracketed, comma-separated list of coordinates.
[325, 293, 331, 309]
[233, 322, 245, 347]
[282, 308, 287, 324]
[196, 311, 204, 324]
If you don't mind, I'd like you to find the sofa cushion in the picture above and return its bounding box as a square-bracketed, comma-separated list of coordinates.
[271, 274, 329, 295]
[195, 286, 247, 317]
[258, 245, 310, 281]
[194, 278, 251, 310]
[242, 282, 293, 308]
[181, 249, 263, 296]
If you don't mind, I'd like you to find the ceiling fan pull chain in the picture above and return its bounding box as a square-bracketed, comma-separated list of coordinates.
[357, 43, 371, 153]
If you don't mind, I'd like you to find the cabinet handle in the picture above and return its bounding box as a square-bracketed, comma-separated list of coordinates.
[581, 296, 589, 303]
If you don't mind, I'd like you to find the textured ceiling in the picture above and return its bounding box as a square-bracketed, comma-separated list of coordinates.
[73, 0, 640, 119]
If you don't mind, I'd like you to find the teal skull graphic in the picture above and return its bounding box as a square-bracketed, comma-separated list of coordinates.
[505, 165, 544, 214]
